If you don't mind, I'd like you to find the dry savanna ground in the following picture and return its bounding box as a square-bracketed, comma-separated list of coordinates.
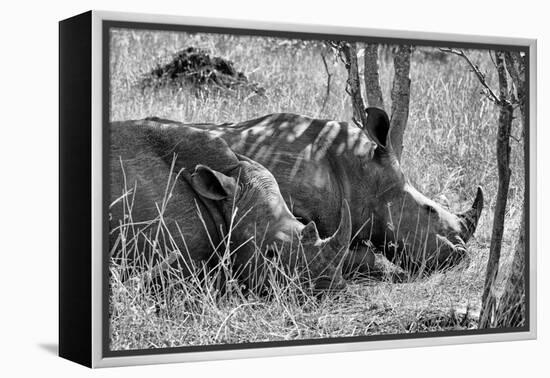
[108, 28, 525, 351]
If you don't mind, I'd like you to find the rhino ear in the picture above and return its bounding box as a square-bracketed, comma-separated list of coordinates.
[365, 107, 391, 150]
[191, 164, 236, 201]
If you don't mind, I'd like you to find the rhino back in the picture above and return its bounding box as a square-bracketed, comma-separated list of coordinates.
[109, 121, 239, 269]
[200, 113, 377, 238]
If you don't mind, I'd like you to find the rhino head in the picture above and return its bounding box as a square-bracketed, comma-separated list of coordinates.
[360, 108, 484, 273]
[190, 154, 351, 291]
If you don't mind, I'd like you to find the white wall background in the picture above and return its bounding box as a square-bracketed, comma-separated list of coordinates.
[1, 0, 546, 376]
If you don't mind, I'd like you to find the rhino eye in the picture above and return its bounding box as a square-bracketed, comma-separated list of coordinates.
[424, 205, 437, 214]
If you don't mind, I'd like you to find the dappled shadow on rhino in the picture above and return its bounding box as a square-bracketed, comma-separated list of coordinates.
[109, 120, 352, 301]
[181, 107, 483, 277]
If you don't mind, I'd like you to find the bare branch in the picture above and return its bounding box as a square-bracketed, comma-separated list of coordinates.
[363, 44, 385, 109]
[504, 51, 527, 121]
[439, 47, 502, 105]
[318, 52, 333, 117]
[494, 209, 526, 327]
[441, 46, 526, 328]
[340, 42, 369, 128]
[390, 45, 412, 160]
[479, 51, 514, 328]
[495, 51, 510, 102]
[493, 50, 527, 328]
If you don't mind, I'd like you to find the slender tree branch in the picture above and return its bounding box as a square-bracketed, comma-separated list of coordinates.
[493, 50, 527, 328]
[339, 42, 369, 128]
[440, 46, 525, 328]
[504, 51, 527, 122]
[334, 42, 411, 162]
[390, 45, 412, 160]
[318, 52, 333, 117]
[363, 44, 385, 109]
[439, 47, 503, 105]
[479, 50, 514, 328]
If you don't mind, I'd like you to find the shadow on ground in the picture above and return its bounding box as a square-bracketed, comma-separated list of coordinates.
[38, 343, 58, 356]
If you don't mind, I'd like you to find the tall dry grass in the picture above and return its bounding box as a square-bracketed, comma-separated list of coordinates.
[108, 28, 525, 350]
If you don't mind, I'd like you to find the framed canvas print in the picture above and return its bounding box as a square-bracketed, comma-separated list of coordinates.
[59, 10, 537, 368]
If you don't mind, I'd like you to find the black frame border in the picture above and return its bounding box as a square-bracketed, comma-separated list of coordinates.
[59, 11, 93, 367]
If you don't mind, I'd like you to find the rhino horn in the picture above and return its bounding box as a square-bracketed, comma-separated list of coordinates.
[327, 200, 352, 256]
[457, 187, 484, 242]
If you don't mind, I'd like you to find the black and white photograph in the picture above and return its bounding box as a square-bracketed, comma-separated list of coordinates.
[3, 0, 548, 375]
[106, 22, 529, 353]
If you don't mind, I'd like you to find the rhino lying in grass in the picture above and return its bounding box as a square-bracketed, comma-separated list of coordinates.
[181, 108, 484, 276]
[109, 119, 352, 292]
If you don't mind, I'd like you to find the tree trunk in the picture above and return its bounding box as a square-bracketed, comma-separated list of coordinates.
[339, 42, 411, 161]
[318, 53, 333, 117]
[493, 51, 527, 328]
[504, 51, 527, 118]
[494, 210, 526, 327]
[389, 45, 412, 160]
[363, 44, 384, 109]
[479, 51, 514, 328]
[340, 42, 369, 128]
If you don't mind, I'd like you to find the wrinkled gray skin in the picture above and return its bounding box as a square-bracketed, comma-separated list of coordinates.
[109, 120, 352, 291]
[182, 108, 484, 274]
